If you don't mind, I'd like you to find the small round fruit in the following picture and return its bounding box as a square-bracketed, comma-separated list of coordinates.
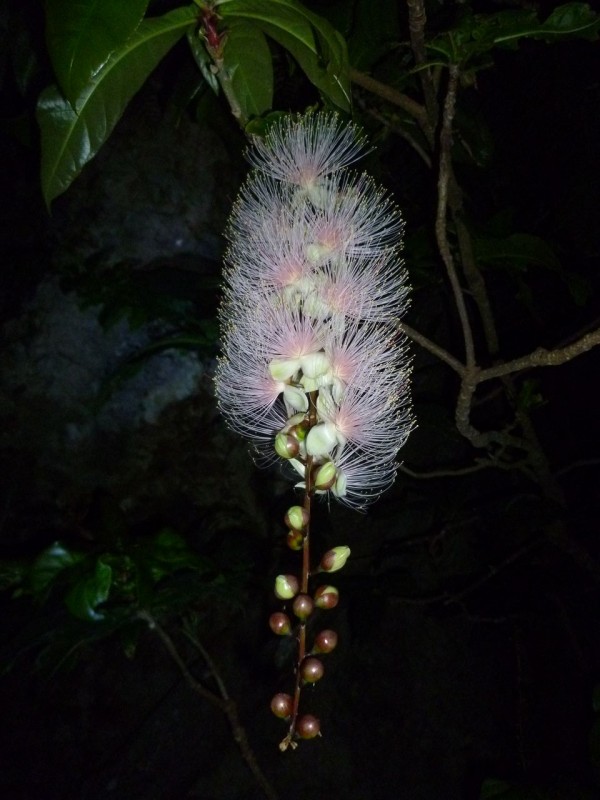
[300, 657, 324, 683]
[313, 629, 338, 654]
[292, 593, 314, 620]
[270, 693, 293, 719]
[269, 612, 291, 636]
[296, 714, 320, 739]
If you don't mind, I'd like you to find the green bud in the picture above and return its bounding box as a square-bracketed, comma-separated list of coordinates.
[275, 432, 299, 459]
[285, 505, 309, 531]
[319, 546, 351, 573]
[314, 461, 337, 490]
[275, 574, 299, 600]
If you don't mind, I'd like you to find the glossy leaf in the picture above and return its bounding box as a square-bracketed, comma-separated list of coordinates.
[218, 0, 351, 111]
[44, 0, 150, 104]
[65, 557, 112, 621]
[37, 5, 198, 207]
[29, 541, 84, 595]
[221, 21, 273, 119]
[428, 2, 599, 63]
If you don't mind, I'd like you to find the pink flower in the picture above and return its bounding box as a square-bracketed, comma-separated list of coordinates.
[215, 113, 414, 509]
[247, 112, 367, 188]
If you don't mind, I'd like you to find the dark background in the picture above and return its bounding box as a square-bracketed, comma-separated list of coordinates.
[1, 1, 599, 798]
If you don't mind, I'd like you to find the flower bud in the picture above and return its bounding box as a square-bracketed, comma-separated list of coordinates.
[314, 585, 339, 609]
[286, 529, 304, 551]
[300, 351, 331, 379]
[284, 505, 309, 531]
[271, 693, 293, 719]
[305, 422, 338, 457]
[300, 657, 324, 683]
[275, 432, 299, 459]
[274, 574, 299, 600]
[319, 546, 351, 573]
[313, 629, 338, 654]
[296, 714, 320, 739]
[288, 420, 309, 441]
[314, 460, 337, 490]
[269, 612, 292, 636]
[292, 593, 314, 620]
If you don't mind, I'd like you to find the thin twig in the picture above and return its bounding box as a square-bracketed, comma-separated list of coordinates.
[399, 460, 497, 479]
[138, 611, 279, 800]
[407, 0, 438, 126]
[436, 65, 476, 368]
[398, 321, 465, 375]
[349, 67, 432, 144]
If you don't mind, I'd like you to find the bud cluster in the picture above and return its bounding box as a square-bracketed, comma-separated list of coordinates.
[268, 502, 348, 747]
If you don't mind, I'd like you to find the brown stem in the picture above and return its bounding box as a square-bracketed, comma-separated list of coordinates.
[138, 612, 278, 800]
[437, 65, 476, 368]
[407, 0, 438, 127]
[398, 321, 465, 375]
[279, 393, 318, 752]
[349, 67, 433, 145]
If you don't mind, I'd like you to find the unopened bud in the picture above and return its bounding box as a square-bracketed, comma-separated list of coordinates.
[319, 546, 351, 573]
[292, 593, 314, 620]
[285, 505, 309, 531]
[274, 574, 299, 600]
[314, 460, 337, 490]
[269, 612, 292, 636]
[288, 421, 309, 441]
[286, 529, 304, 551]
[296, 714, 321, 739]
[271, 693, 293, 719]
[314, 585, 339, 609]
[313, 629, 338, 654]
[275, 432, 299, 459]
[300, 656, 324, 683]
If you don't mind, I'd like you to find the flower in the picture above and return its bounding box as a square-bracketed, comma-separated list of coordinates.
[215, 112, 414, 509]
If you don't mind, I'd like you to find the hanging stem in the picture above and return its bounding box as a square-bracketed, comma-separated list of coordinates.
[279, 393, 318, 751]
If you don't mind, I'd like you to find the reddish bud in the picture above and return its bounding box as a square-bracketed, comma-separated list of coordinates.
[313, 629, 338, 654]
[286, 529, 304, 551]
[292, 593, 314, 620]
[314, 585, 339, 610]
[319, 546, 351, 573]
[275, 432, 299, 459]
[296, 714, 320, 739]
[269, 612, 291, 636]
[270, 693, 293, 719]
[300, 657, 324, 683]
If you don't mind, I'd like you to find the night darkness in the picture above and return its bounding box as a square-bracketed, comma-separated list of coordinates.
[1, 2, 600, 799]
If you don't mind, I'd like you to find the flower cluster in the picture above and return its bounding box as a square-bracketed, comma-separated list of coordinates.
[215, 113, 413, 508]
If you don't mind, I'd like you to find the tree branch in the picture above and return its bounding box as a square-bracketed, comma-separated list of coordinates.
[436, 65, 476, 368]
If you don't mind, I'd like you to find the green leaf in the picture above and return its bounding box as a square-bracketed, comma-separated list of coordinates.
[65, 557, 112, 621]
[221, 21, 273, 119]
[428, 3, 599, 64]
[218, 0, 351, 111]
[37, 5, 198, 207]
[44, 0, 150, 104]
[29, 541, 84, 596]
